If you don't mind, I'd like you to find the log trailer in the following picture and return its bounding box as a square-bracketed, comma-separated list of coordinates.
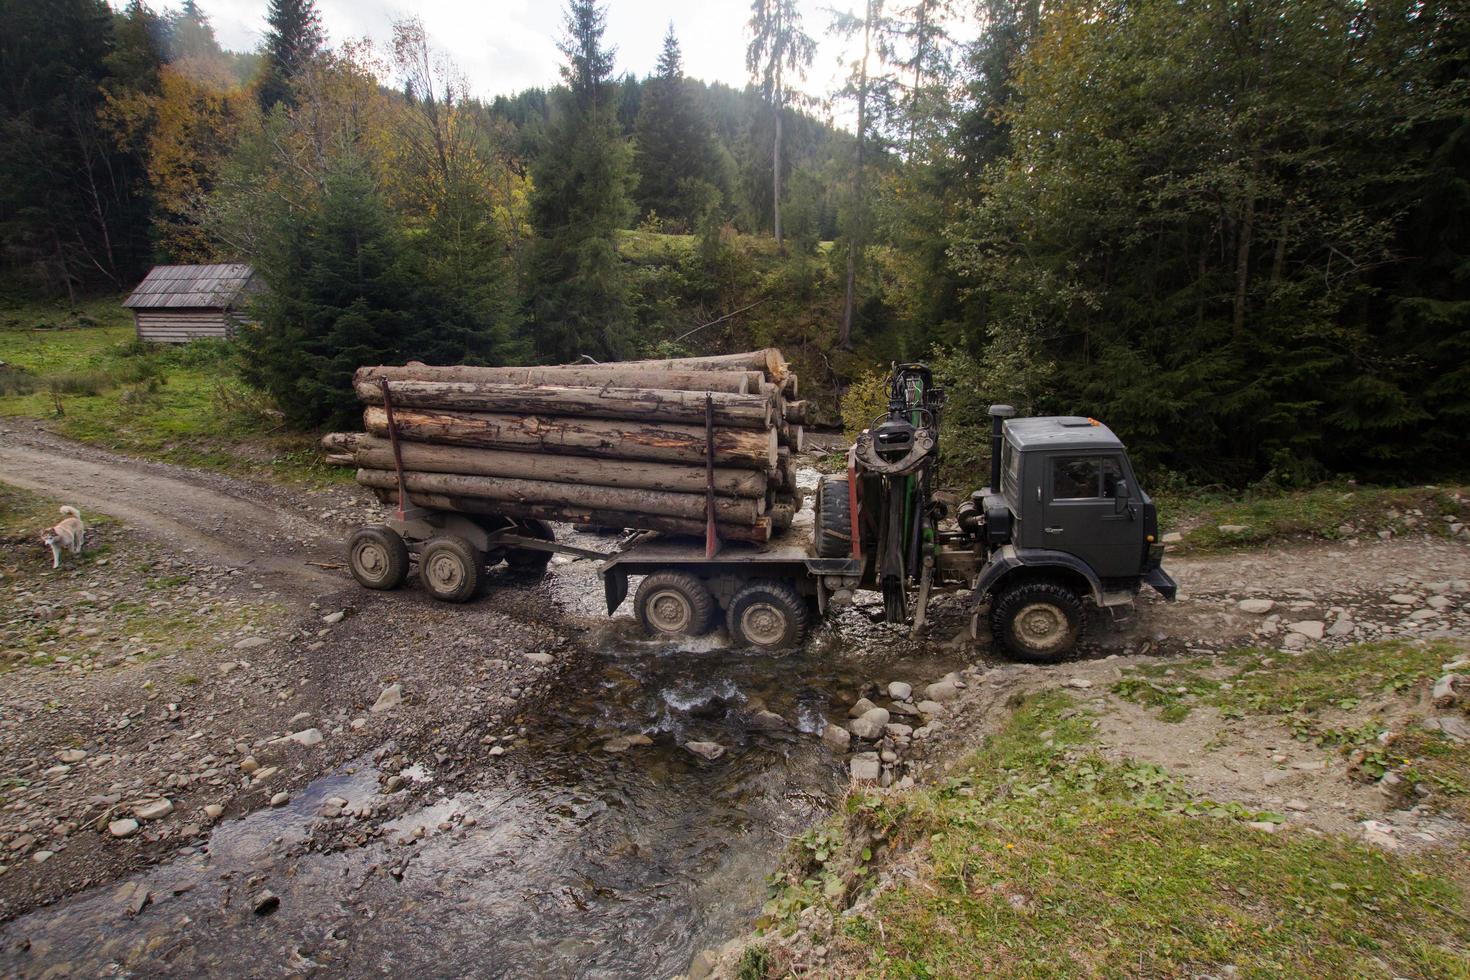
[346, 363, 1176, 662]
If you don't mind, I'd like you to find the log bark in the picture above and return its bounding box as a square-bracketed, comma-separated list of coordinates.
[356, 380, 775, 429]
[370, 488, 772, 543]
[782, 400, 809, 424]
[355, 469, 763, 523]
[609, 349, 788, 382]
[363, 406, 778, 470]
[322, 434, 769, 497]
[357, 364, 752, 395]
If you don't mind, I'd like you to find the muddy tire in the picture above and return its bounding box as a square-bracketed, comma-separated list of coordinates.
[990, 580, 1084, 662]
[419, 535, 482, 603]
[635, 571, 716, 639]
[814, 476, 854, 559]
[348, 525, 410, 591]
[726, 580, 810, 650]
[504, 519, 555, 576]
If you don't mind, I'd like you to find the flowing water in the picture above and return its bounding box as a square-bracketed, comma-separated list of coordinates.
[0, 605, 969, 978]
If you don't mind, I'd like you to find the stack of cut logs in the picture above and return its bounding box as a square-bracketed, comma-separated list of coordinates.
[320, 349, 806, 543]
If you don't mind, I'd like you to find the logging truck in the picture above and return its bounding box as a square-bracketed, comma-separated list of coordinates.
[343, 361, 1176, 663]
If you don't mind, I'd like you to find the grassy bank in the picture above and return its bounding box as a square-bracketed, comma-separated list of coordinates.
[748, 659, 1470, 977]
[1159, 482, 1469, 553]
[0, 297, 343, 485]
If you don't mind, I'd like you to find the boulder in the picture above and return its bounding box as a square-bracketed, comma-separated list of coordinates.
[683, 741, 726, 761]
[849, 752, 881, 782]
[924, 680, 959, 703]
[820, 723, 851, 752]
[1286, 621, 1325, 640]
[886, 681, 913, 701]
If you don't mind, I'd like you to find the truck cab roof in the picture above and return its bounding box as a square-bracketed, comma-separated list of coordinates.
[1004, 416, 1124, 453]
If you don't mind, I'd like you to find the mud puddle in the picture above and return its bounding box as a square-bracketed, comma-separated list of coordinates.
[0, 617, 968, 978]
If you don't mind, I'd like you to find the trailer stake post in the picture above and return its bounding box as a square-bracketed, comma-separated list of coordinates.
[379, 378, 426, 521]
[704, 393, 721, 559]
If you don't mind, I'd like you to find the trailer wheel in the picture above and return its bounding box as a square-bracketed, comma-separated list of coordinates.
[814, 476, 854, 559]
[419, 535, 482, 603]
[635, 571, 715, 639]
[991, 581, 1084, 663]
[505, 519, 555, 575]
[727, 580, 810, 650]
[348, 525, 410, 591]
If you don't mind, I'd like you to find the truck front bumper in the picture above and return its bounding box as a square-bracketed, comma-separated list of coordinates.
[1145, 566, 1178, 601]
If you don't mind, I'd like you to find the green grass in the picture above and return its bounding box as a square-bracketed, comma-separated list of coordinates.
[1114, 640, 1466, 728]
[0, 296, 347, 486]
[1159, 482, 1468, 553]
[754, 692, 1470, 978]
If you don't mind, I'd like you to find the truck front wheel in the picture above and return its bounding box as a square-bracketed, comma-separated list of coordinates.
[727, 580, 810, 650]
[991, 581, 1084, 662]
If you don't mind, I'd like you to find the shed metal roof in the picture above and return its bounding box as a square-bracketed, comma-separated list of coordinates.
[122, 264, 258, 309]
[1004, 416, 1124, 452]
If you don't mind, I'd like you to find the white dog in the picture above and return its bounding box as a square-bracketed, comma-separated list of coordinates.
[42, 506, 85, 569]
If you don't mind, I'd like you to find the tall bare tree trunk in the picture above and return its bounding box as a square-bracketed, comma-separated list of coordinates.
[772, 95, 784, 248]
[839, 2, 874, 350]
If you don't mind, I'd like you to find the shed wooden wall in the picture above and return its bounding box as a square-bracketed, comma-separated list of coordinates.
[134, 308, 233, 344]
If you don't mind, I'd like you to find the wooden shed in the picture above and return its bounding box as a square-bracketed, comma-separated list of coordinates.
[122, 264, 262, 343]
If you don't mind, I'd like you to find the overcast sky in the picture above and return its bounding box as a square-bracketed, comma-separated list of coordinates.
[185, 0, 877, 117]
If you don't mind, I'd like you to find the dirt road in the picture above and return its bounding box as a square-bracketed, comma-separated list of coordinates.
[0, 423, 348, 595]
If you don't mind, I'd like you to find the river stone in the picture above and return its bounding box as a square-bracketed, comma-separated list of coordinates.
[925, 680, 959, 703]
[270, 792, 290, 807]
[108, 818, 140, 839]
[233, 636, 269, 650]
[683, 741, 726, 762]
[1287, 621, 1325, 640]
[821, 723, 851, 752]
[253, 890, 280, 915]
[602, 734, 654, 753]
[525, 652, 555, 665]
[747, 709, 789, 732]
[1389, 594, 1418, 605]
[1238, 599, 1275, 615]
[848, 707, 891, 741]
[282, 728, 323, 748]
[204, 804, 223, 821]
[1326, 615, 1355, 637]
[915, 700, 946, 716]
[322, 610, 346, 625]
[370, 684, 403, 713]
[849, 752, 881, 782]
[56, 748, 88, 764]
[847, 697, 877, 718]
[133, 799, 173, 822]
[887, 681, 913, 701]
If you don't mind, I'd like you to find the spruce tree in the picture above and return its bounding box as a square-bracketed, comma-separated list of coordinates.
[257, 0, 324, 111]
[242, 155, 420, 429]
[526, 0, 634, 362]
[747, 0, 815, 247]
[633, 25, 718, 228]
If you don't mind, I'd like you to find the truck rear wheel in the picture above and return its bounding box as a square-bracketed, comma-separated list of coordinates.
[348, 525, 410, 591]
[991, 581, 1084, 663]
[814, 476, 854, 558]
[727, 580, 810, 650]
[635, 571, 716, 638]
[419, 535, 482, 603]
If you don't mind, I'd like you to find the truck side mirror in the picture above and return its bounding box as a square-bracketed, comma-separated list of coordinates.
[1113, 479, 1131, 514]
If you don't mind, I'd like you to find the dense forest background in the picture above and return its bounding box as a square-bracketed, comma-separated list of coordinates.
[1, 0, 1466, 487]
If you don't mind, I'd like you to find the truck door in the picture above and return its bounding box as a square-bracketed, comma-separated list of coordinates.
[1042, 454, 1139, 579]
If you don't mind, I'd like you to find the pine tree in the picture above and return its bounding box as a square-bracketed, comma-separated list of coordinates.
[257, 0, 324, 111]
[747, 0, 815, 247]
[167, 0, 221, 61]
[526, 0, 634, 362]
[242, 156, 421, 429]
[633, 25, 718, 228]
